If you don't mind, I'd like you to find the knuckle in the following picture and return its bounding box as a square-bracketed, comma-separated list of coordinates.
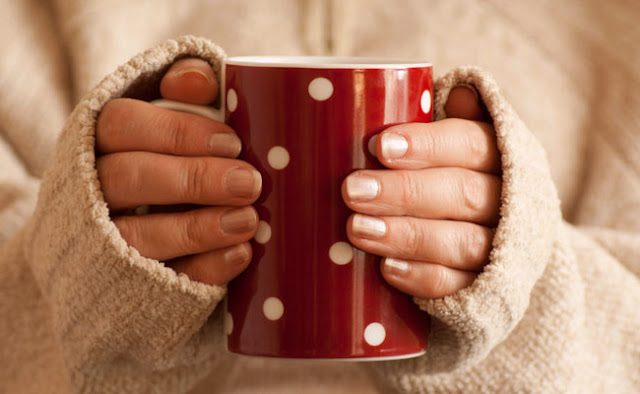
[96, 154, 137, 204]
[97, 99, 129, 142]
[426, 264, 452, 298]
[460, 226, 490, 264]
[176, 211, 206, 254]
[112, 217, 141, 248]
[164, 112, 190, 154]
[402, 219, 427, 258]
[399, 171, 422, 206]
[420, 129, 444, 160]
[464, 126, 490, 159]
[454, 170, 486, 217]
[98, 100, 120, 129]
[181, 159, 207, 201]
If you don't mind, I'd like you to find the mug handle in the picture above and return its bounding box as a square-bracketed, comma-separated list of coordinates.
[150, 99, 224, 122]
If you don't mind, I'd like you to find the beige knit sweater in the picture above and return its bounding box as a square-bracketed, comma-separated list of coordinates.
[1, 1, 639, 393]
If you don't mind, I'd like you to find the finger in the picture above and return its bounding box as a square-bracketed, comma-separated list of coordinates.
[444, 84, 487, 121]
[112, 206, 258, 261]
[343, 168, 502, 226]
[167, 243, 253, 286]
[346, 214, 493, 271]
[97, 98, 240, 157]
[380, 257, 477, 299]
[372, 119, 500, 173]
[97, 152, 262, 210]
[159, 57, 219, 105]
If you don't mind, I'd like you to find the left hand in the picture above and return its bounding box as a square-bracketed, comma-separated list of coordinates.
[96, 58, 259, 286]
[342, 85, 501, 299]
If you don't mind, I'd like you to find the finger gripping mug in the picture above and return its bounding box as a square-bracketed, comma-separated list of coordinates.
[154, 56, 432, 361]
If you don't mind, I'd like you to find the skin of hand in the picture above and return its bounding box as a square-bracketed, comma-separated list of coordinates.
[95, 58, 262, 286]
[96, 57, 500, 299]
[342, 84, 502, 299]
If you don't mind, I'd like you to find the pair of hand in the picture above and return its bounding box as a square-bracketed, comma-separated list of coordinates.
[96, 58, 501, 299]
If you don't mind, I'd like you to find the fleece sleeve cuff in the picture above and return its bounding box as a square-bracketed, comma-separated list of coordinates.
[23, 36, 230, 392]
[368, 66, 563, 383]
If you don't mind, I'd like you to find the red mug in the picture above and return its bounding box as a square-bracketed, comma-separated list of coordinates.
[154, 56, 432, 360]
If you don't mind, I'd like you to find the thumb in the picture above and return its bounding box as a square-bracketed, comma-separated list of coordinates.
[444, 83, 488, 121]
[159, 58, 219, 105]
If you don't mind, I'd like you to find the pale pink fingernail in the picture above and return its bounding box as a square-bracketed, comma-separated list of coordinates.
[346, 175, 380, 202]
[383, 258, 411, 277]
[455, 83, 480, 102]
[175, 68, 215, 86]
[208, 133, 242, 157]
[381, 133, 409, 160]
[219, 207, 257, 234]
[224, 244, 250, 266]
[352, 214, 387, 239]
[224, 168, 262, 198]
[367, 134, 379, 156]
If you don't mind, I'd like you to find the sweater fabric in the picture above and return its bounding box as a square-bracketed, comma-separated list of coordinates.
[1, 1, 639, 393]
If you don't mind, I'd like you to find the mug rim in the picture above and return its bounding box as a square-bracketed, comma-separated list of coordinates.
[226, 56, 432, 69]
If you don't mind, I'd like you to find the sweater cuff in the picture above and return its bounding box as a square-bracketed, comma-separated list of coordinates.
[23, 36, 228, 388]
[369, 66, 562, 381]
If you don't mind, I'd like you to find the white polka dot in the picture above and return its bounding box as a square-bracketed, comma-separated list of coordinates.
[227, 89, 238, 112]
[254, 221, 272, 244]
[267, 146, 290, 170]
[263, 297, 284, 321]
[329, 242, 354, 265]
[364, 322, 386, 346]
[225, 312, 233, 335]
[308, 77, 334, 101]
[420, 89, 431, 114]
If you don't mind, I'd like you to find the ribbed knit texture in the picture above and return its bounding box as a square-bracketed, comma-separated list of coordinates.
[1, 1, 639, 393]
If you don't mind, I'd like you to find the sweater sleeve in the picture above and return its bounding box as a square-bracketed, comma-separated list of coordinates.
[0, 134, 39, 247]
[366, 67, 640, 393]
[15, 36, 232, 393]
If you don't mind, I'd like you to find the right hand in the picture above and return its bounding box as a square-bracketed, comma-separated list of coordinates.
[95, 58, 262, 286]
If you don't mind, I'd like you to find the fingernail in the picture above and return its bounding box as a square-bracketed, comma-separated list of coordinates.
[224, 168, 262, 198]
[134, 205, 150, 215]
[352, 214, 387, 239]
[455, 83, 480, 102]
[224, 244, 250, 266]
[219, 207, 257, 234]
[381, 133, 409, 160]
[367, 134, 379, 156]
[346, 175, 380, 201]
[383, 258, 411, 277]
[175, 68, 215, 86]
[208, 133, 242, 157]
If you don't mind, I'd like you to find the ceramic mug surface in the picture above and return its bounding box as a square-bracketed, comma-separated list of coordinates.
[220, 56, 433, 360]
